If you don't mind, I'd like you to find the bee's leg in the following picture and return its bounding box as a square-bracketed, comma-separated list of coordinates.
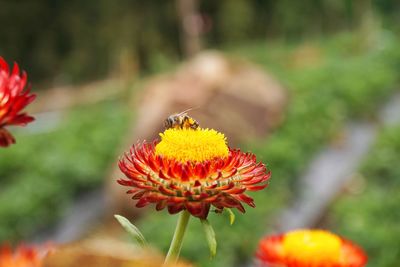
[182, 116, 191, 128]
[192, 121, 199, 129]
[174, 116, 183, 129]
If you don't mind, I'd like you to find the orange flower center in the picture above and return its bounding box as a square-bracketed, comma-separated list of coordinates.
[283, 230, 341, 265]
[155, 128, 229, 163]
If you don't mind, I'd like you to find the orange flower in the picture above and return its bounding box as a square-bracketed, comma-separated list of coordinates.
[256, 229, 367, 267]
[118, 128, 271, 219]
[0, 244, 44, 267]
[0, 57, 36, 147]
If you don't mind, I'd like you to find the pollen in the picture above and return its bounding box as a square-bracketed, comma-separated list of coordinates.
[283, 230, 341, 264]
[155, 128, 229, 163]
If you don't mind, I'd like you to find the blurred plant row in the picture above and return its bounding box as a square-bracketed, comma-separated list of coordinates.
[332, 125, 400, 267]
[1, 0, 400, 84]
[0, 101, 129, 240]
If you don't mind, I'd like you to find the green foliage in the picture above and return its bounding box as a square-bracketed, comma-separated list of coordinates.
[139, 34, 400, 266]
[2, 0, 400, 84]
[114, 215, 147, 247]
[0, 0, 181, 83]
[332, 125, 400, 267]
[0, 100, 129, 242]
[200, 219, 217, 259]
[217, 0, 254, 43]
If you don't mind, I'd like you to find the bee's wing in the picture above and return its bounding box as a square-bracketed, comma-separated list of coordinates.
[176, 107, 198, 116]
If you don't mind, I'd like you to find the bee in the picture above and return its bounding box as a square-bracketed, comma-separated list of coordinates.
[164, 108, 199, 130]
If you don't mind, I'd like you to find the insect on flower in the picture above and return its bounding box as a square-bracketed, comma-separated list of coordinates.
[164, 108, 199, 130]
[117, 112, 271, 265]
[118, 113, 271, 219]
[0, 57, 36, 147]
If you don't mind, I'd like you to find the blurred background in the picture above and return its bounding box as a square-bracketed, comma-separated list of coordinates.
[1, 0, 400, 266]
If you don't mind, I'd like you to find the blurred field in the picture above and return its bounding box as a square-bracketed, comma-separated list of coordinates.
[1, 1, 400, 267]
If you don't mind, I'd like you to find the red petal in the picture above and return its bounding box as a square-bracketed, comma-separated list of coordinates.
[136, 197, 150, 208]
[0, 128, 15, 147]
[247, 183, 269, 191]
[235, 194, 255, 207]
[168, 204, 184, 214]
[156, 200, 167, 211]
[132, 191, 146, 200]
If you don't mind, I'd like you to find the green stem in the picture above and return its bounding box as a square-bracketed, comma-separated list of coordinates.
[163, 210, 191, 266]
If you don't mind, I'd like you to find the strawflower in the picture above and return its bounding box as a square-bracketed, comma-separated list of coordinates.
[118, 123, 271, 265]
[0, 57, 36, 147]
[256, 229, 367, 267]
[0, 244, 45, 267]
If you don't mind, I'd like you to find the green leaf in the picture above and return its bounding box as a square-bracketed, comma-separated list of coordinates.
[114, 214, 147, 247]
[200, 219, 217, 258]
[225, 208, 235, 225]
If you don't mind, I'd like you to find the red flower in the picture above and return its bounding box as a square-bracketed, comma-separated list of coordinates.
[0, 57, 36, 147]
[0, 244, 44, 267]
[256, 229, 368, 267]
[118, 128, 270, 219]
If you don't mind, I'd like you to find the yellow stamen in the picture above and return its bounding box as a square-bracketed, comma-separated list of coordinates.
[155, 128, 229, 163]
[283, 230, 341, 264]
